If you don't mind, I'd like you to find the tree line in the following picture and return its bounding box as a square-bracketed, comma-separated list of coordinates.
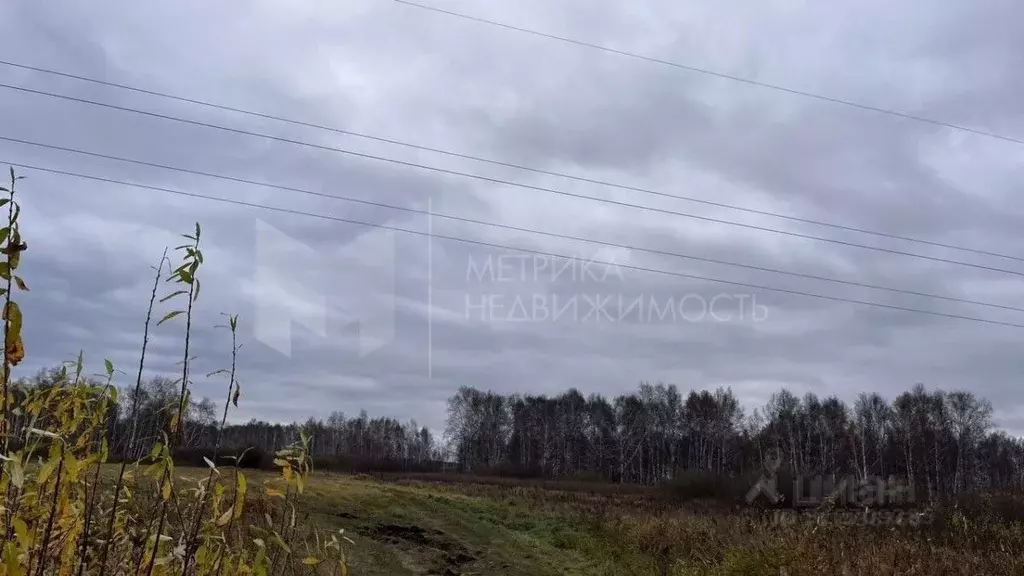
[15, 365, 1023, 500]
[443, 382, 1021, 502]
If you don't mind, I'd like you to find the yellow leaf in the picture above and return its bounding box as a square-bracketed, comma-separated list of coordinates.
[216, 507, 233, 527]
[162, 480, 171, 501]
[265, 488, 284, 499]
[4, 542, 22, 576]
[271, 533, 291, 554]
[234, 473, 247, 520]
[5, 333, 24, 367]
[36, 459, 57, 486]
[12, 518, 27, 552]
[236, 471, 248, 497]
[143, 461, 163, 478]
[301, 557, 321, 566]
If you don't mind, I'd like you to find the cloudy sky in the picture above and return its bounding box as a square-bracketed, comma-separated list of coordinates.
[1, 0, 1023, 435]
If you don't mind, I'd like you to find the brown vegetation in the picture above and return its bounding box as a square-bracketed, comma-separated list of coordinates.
[0, 168, 349, 575]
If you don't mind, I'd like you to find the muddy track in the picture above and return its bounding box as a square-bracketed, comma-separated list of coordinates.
[366, 522, 477, 576]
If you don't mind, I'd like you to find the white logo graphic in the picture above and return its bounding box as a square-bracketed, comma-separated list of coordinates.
[746, 449, 784, 505]
[250, 218, 396, 358]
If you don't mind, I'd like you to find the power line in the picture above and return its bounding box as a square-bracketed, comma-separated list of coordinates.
[6, 158, 1024, 331]
[0, 58, 1018, 263]
[3, 82, 1023, 280]
[4, 135, 1023, 315]
[394, 0, 1024, 148]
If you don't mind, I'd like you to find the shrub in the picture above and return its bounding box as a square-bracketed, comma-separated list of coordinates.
[0, 168, 351, 575]
[657, 470, 752, 505]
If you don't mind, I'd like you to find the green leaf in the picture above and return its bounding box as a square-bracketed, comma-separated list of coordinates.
[12, 518, 28, 551]
[104, 358, 114, 376]
[13, 276, 27, 291]
[157, 310, 185, 325]
[4, 301, 22, 334]
[11, 203, 19, 224]
[181, 234, 196, 241]
[271, 533, 291, 554]
[4, 542, 22, 576]
[36, 459, 57, 487]
[232, 382, 241, 407]
[159, 290, 187, 303]
[8, 460, 24, 489]
[0, 263, 8, 281]
[195, 221, 201, 239]
[192, 278, 201, 302]
[0, 227, 9, 244]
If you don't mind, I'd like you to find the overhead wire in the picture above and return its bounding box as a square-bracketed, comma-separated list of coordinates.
[393, 0, 1024, 148]
[2, 82, 1023, 279]
[3, 135, 1022, 314]
[5, 158, 1024, 331]
[0, 58, 1019, 263]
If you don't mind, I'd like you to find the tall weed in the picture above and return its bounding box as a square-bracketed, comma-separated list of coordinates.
[0, 168, 350, 575]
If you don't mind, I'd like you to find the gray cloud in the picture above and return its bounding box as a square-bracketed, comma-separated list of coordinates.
[2, 0, 1024, 436]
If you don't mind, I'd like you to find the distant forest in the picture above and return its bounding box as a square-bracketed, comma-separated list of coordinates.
[15, 365, 1023, 501]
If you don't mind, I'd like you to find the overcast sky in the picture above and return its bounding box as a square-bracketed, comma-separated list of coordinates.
[1, 0, 1023, 435]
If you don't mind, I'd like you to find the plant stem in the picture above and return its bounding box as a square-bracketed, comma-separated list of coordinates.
[182, 315, 238, 574]
[147, 229, 200, 575]
[1, 170, 14, 458]
[98, 247, 167, 576]
[35, 443, 66, 576]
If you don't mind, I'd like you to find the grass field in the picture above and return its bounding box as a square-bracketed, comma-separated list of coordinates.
[155, 466, 1024, 576]
[193, 468, 630, 576]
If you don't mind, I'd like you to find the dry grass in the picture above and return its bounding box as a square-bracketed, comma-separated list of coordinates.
[0, 168, 350, 575]
[0, 166, 1016, 575]
[168, 467, 1024, 576]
